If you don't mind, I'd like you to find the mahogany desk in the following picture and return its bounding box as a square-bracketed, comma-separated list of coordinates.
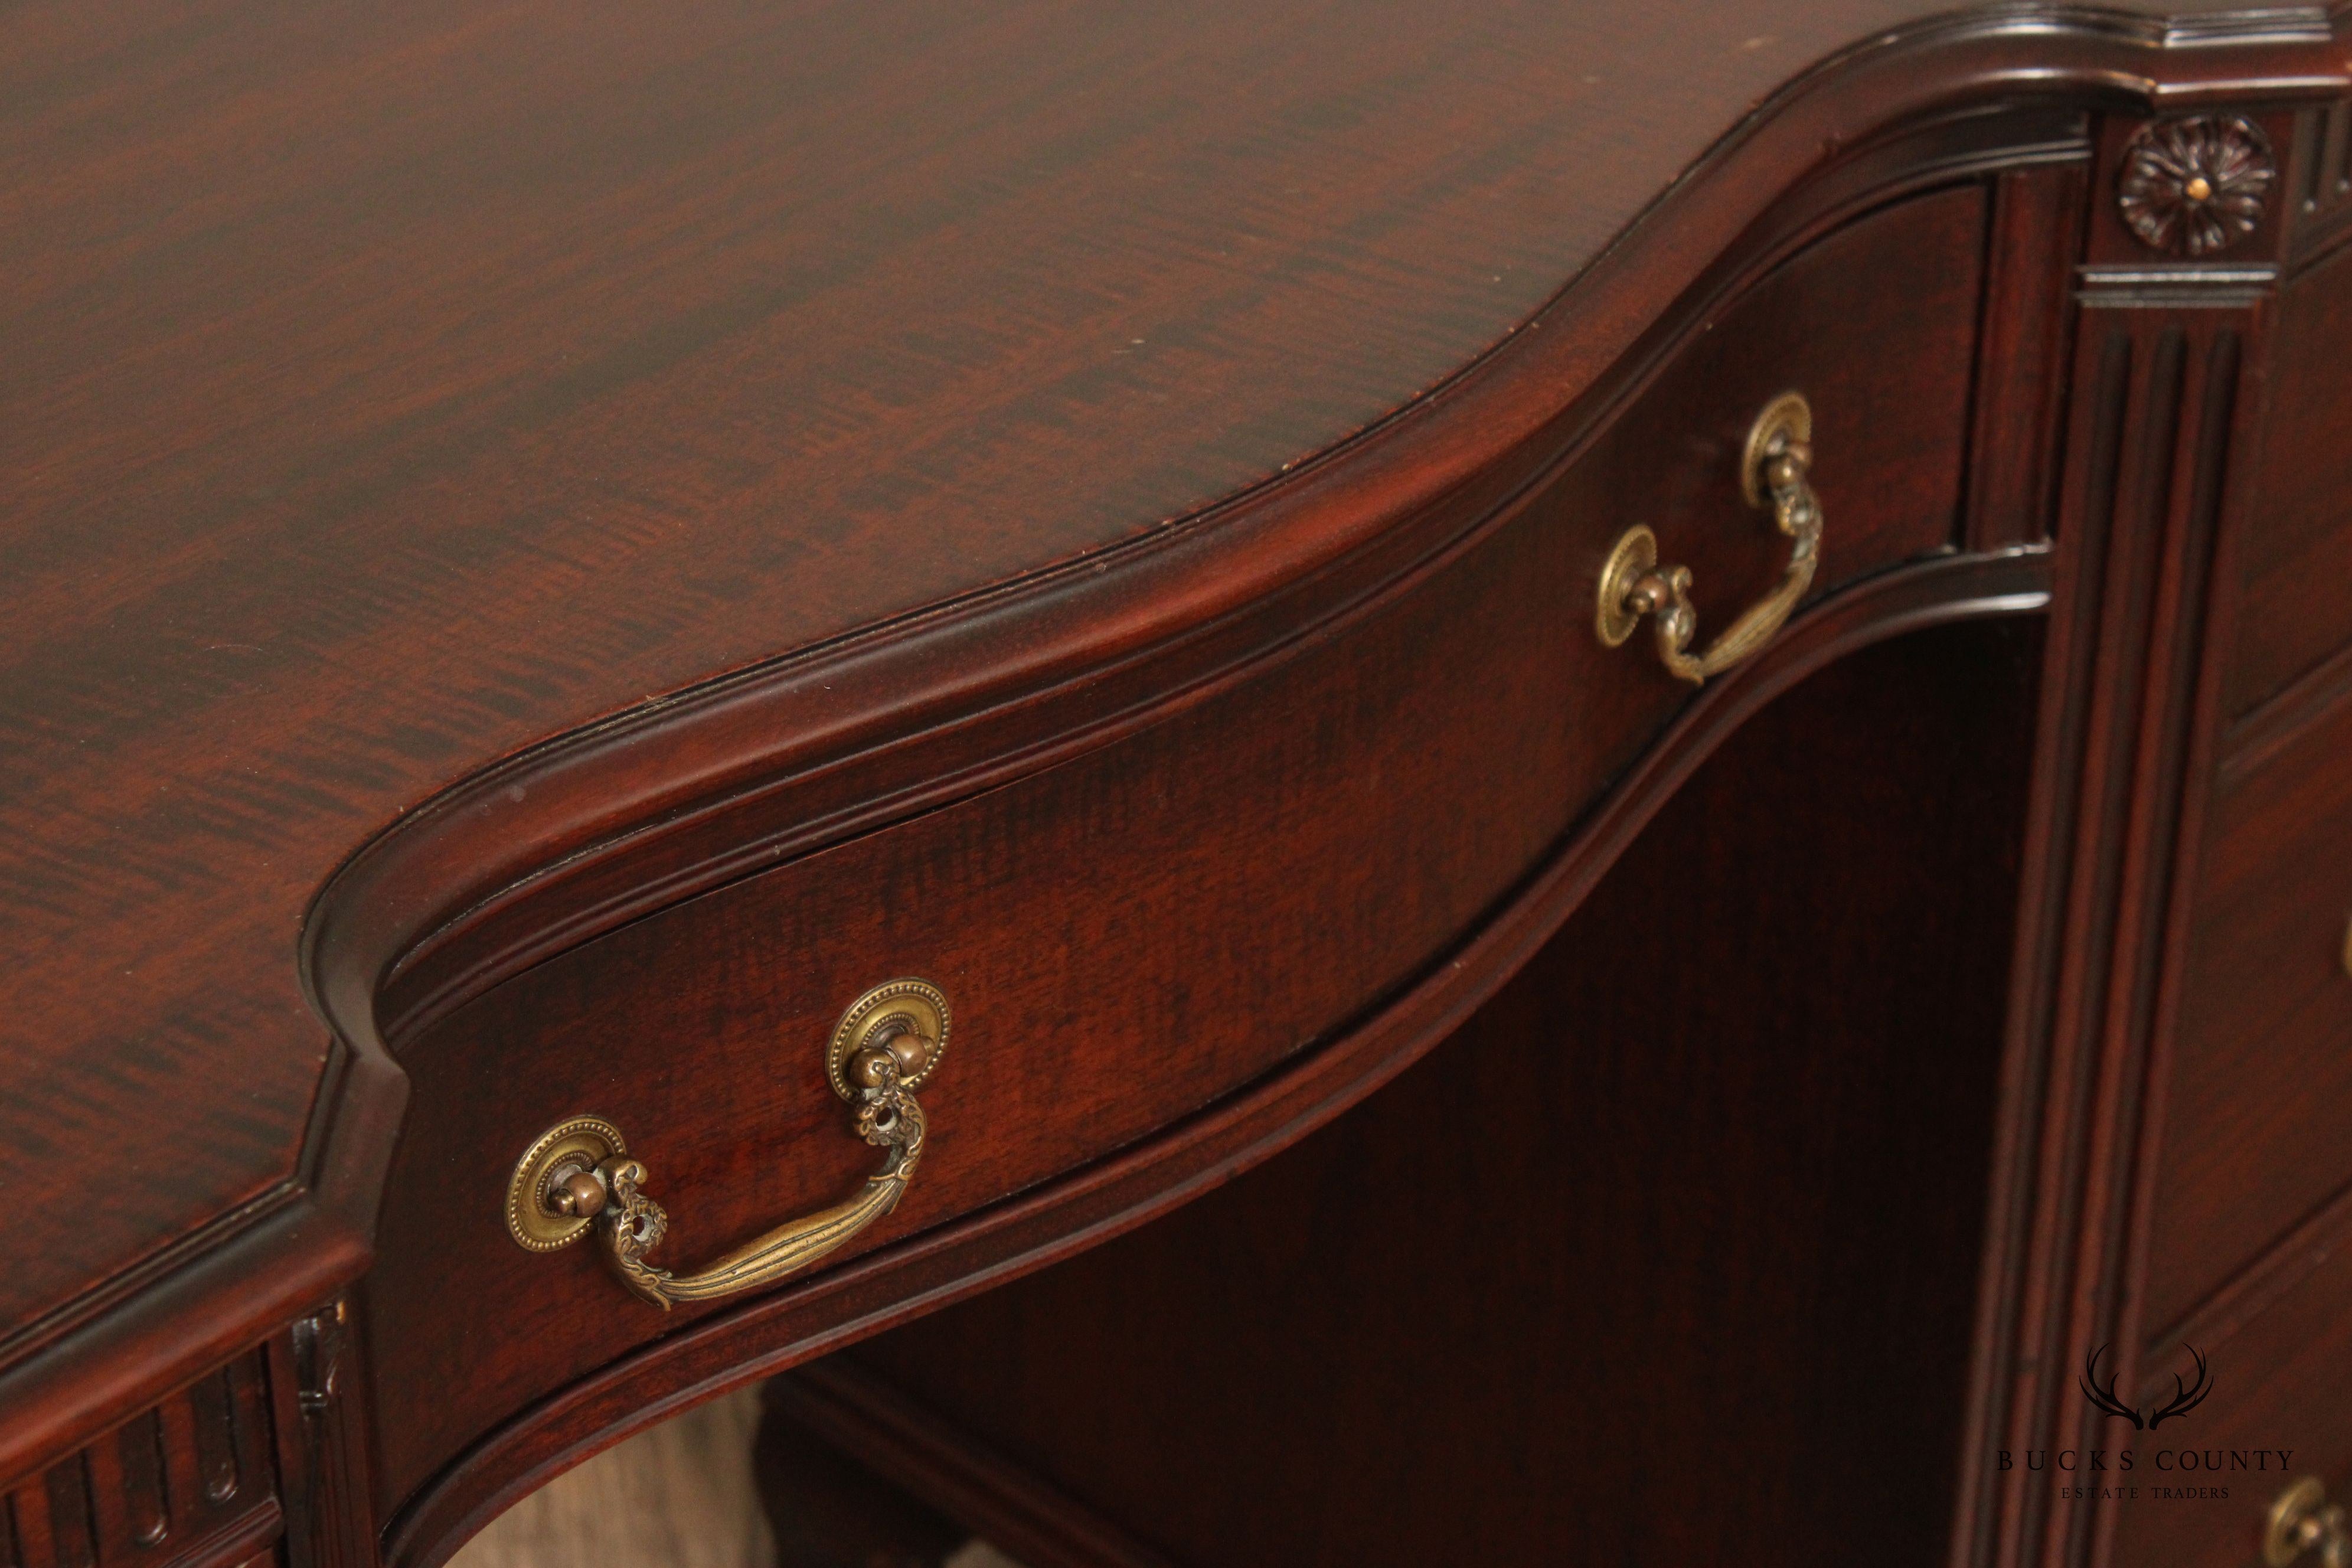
[6, 3, 2352, 1565]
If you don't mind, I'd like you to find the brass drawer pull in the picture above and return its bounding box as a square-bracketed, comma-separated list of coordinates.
[505, 979, 948, 1310]
[2269, 1478, 2351, 1567]
[1595, 391, 1824, 685]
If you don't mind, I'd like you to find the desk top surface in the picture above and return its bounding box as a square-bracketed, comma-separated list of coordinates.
[0, 0, 2320, 1350]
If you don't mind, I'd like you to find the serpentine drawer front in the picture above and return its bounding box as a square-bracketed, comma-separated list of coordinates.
[359, 184, 1984, 1503]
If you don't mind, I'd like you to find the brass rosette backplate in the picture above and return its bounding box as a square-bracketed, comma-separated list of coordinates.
[504, 1114, 627, 1252]
[824, 977, 951, 1101]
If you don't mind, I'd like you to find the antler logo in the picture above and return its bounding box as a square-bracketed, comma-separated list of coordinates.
[2079, 1344, 2213, 1429]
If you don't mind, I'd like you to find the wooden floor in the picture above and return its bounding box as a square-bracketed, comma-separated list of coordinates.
[447, 1387, 1024, 1568]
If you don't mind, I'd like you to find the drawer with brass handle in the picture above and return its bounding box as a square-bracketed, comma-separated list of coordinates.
[1595, 391, 1823, 686]
[504, 980, 947, 1310]
[2111, 1230, 2352, 1567]
[357, 184, 1986, 1505]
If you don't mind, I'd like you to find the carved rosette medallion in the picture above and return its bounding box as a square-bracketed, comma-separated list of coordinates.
[2117, 115, 2276, 257]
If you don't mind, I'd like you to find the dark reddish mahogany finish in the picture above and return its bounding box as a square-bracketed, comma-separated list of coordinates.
[2115, 1241, 2352, 1567]
[362, 182, 1986, 1504]
[797, 619, 2047, 1568]
[2148, 687, 2352, 1338]
[2221, 237, 2352, 720]
[6, 6, 2352, 1568]
[2, 0, 2074, 1359]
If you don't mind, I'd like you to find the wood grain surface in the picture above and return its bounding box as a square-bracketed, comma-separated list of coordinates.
[359, 182, 1985, 1505]
[4, 0, 2336, 1358]
[11, 0, 2352, 1529]
[0, 0, 1911, 1345]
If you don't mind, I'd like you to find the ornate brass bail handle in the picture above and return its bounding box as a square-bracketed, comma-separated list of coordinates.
[2268, 1478, 2352, 1568]
[504, 979, 948, 1310]
[1595, 391, 1823, 685]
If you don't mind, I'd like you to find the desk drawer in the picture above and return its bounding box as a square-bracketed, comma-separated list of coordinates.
[2146, 685, 2352, 1337]
[359, 184, 1987, 1504]
[2111, 1240, 2352, 1568]
[2222, 239, 2352, 721]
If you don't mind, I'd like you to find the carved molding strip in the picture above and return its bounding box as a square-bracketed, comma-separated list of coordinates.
[279, 1303, 378, 1568]
[2297, 100, 2352, 217]
[1, 1351, 279, 1568]
[1976, 298, 2251, 1568]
